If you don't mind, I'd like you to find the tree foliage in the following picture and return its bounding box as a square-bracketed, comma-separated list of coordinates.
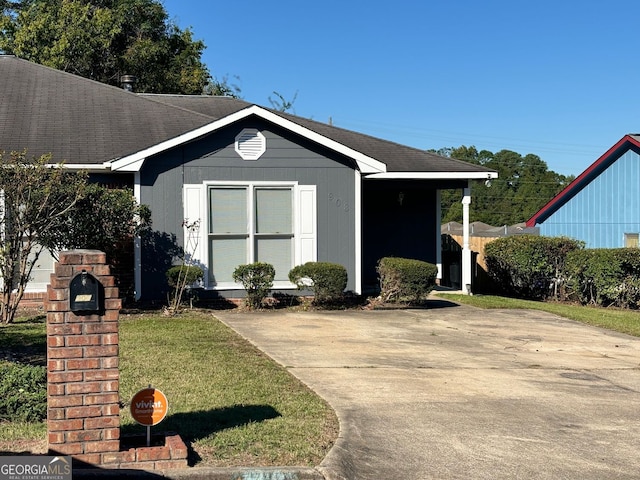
[41, 183, 151, 301]
[0, 151, 86, 324]
[438, 146, 574, 226]
[42, 183, 150, 256]
[0, 0, 211, 94]
[0, 151, 150, 323]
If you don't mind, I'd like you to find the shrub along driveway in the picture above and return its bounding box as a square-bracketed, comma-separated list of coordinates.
[215, 300, 640, 480]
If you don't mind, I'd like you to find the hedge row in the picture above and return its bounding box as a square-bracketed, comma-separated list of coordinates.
[484, 235, 640, 308]
[564, 249, 640, 308]
[484, 235, 583, 300]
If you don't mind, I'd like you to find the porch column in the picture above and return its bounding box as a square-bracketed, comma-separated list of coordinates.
[461, 184, 472, 294]
[435, 190, 442, 282]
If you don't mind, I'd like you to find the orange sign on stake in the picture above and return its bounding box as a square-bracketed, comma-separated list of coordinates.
[130, 387, 168, 427]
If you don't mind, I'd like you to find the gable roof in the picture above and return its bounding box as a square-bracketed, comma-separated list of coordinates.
[1, 55, 496, 179]
[526, 134, 640, 227]
[144, 93, 492, 177]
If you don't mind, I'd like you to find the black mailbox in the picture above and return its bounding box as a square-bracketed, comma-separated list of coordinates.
[69, 270, 102, 314]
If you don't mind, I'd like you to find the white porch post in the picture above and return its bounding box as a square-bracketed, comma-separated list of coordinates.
[461, 183, 472, 294]
[133, 171, 142, 300]
[435, 190, 442, 283]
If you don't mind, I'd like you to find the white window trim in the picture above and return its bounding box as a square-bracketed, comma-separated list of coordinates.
[185, 181, 317, 291]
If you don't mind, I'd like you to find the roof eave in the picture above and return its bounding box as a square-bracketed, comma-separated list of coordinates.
[364, 171, 498, 180]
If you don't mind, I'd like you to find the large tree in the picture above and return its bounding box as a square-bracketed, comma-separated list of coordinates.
[0, 0, 211, 94]
[438, 146, 573, 226]
[0, 151, 86, 324]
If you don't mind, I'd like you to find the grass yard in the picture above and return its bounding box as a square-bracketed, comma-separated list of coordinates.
[0, 311, 338, 467]
[435, 293, 640, 337]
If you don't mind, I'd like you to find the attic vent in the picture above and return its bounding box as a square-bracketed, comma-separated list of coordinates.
[235, 129, 266, 160]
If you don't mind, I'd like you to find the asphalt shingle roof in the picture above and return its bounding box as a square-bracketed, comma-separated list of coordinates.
[0, 56, 213, 164]
[1, 55, 493, 175]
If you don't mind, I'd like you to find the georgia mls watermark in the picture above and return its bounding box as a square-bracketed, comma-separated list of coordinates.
[0, 456, 71, 480]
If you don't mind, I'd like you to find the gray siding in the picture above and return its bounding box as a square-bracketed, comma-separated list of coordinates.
[140, 118, 357, 299]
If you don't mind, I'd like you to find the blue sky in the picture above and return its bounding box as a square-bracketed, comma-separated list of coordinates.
[162, 0, 640, 177]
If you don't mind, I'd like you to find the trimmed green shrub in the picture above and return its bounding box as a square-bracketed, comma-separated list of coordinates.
[564, 248, 640, 308]
[484, 235, 583, 300]
[288, 262, 348, 304]
[233, 262, 275, 309]
[0, 362, 47, 422]
[166, 265, 204, 288]
[377, 257, 438, 303]
[165, 264, 204, 311]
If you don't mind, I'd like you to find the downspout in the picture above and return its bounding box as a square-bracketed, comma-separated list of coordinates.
[461, 183, 472, 294]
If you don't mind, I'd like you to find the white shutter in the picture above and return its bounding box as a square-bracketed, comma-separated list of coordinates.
[183, 184, 205, 268]
[295, 185, 317, 264]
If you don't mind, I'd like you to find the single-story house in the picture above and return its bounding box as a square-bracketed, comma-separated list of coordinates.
[527, 134, 640, 248]
[0, 55, 497, 301]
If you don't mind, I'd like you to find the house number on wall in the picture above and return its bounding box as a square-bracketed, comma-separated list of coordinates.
[328, 192, 349, 212]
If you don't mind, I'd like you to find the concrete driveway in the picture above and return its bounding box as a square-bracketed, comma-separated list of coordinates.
[214, 299, 640, 480]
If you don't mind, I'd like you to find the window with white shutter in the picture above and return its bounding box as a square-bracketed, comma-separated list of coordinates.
[184, 182, 316, 289]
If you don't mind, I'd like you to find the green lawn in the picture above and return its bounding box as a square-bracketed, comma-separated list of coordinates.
[0, 311, 338, 467]
[435, 293, 640, 337]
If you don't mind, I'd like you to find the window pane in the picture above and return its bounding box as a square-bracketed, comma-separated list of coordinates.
[210, 238, 247, 284]
[209, 188, 247, 234]
[625, 233, 639, 248]
[255, 189, 292, 234]
[255, 237, 292, 281]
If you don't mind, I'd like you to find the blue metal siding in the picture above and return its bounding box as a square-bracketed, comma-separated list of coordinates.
[539, 150, 640, 247]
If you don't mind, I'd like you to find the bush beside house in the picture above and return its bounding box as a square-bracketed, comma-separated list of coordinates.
[233, 263, 276, 309]
[288, 262, 348, 305]
[377, 257, 438, 304]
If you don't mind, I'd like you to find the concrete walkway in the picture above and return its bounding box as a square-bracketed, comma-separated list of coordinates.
[214, 299, 640, 479]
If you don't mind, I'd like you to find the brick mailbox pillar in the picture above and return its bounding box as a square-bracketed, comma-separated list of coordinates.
[46, 250, 188, 471]
[46, 250, 121, 465]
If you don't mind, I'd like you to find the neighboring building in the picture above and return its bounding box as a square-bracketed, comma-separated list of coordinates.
[441, 222, 538, 292]
[0, 55, 497, 301]
[527, 134, 640, 248]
